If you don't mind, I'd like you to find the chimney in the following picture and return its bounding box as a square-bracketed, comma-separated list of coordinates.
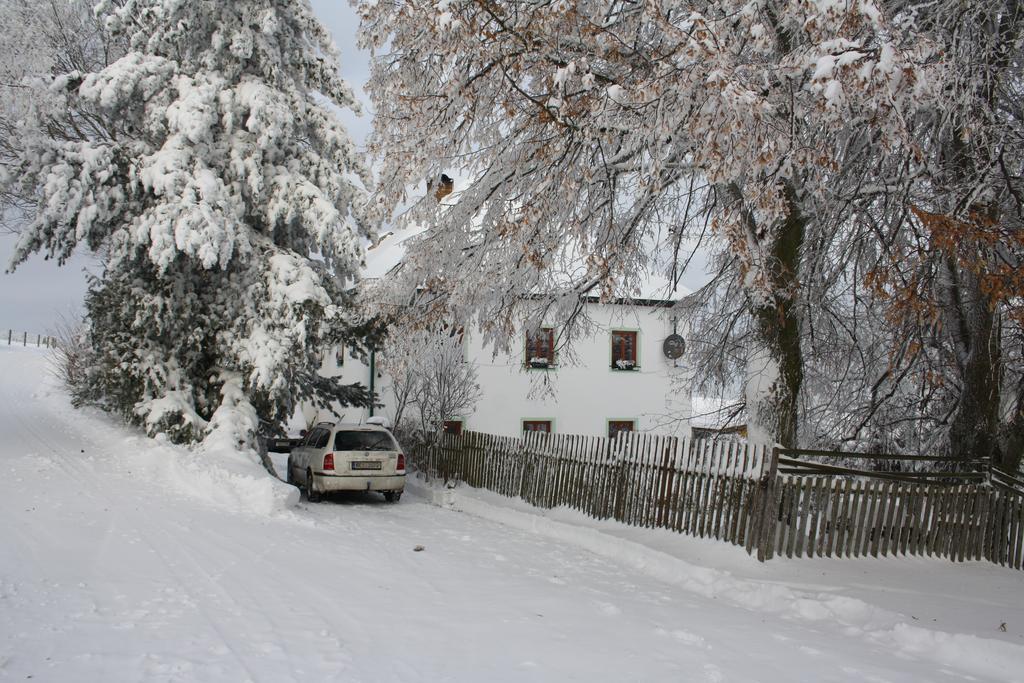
[430, 173, 454, 201]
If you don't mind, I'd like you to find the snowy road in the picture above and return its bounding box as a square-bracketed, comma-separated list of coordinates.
[2, 346, 1023, 682]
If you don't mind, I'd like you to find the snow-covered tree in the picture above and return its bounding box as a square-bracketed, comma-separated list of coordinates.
[2, 0, 377, 445]
[377, 325, 481, 443]
[0, 0, 123, 225]
[856, 1, 1024, 470]
[358, 0, 936, 448]
[680, 1, 1024, 470]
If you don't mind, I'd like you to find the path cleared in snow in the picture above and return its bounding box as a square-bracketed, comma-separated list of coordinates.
[1, 345, 1023, 682]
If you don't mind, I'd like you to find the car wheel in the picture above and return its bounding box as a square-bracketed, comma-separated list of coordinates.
[384, 492, 401, 503]
[306, 469, 321, 503]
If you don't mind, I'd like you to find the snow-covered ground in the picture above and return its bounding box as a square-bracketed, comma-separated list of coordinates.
[2, 345, 1023, 682]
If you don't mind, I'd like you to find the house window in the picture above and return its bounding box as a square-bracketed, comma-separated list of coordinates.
[611, 330, 638, 370]
[522, 420, 552, 434]
[443, 420, 463, 435]
[525, 328, 555, 369]
[607, 419, 636, 440]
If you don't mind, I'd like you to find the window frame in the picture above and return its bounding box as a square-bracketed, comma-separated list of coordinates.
[521, 418, 554, 434]
[606, 418, 637, 440]
[524, 327, 556, 370]
[610, 329, 640, 371]
[443, 419, 464, 436]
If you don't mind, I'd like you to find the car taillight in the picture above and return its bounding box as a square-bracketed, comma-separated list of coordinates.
[323, 453, 335, 470]
[397, 453, 406, 471]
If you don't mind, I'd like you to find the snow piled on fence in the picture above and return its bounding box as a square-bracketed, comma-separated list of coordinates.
[412, 477, 1024, 683]
[13, 345, 298, 516]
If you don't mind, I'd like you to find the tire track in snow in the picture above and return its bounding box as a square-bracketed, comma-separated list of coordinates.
[7, 350, 1021, 682]
[0, 379, 268, 683]
[1, 377, 372, 680]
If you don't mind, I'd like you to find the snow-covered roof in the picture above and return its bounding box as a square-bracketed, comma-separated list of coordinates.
[361, 224, 691, 304]
[362, 224, 429, 280]
[631, 270, 691, 302]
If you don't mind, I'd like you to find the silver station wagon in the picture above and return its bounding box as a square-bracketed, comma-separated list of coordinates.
[287, 422, 406, 502]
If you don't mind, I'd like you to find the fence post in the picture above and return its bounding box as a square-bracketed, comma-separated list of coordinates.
[22, 332, 27, 346]
[518, 434, 532, 501]
[36, 334, 40, 347]
[6, 330, 10, 345]
[427, 441, 435, 484]
[756, 445, 781, 562]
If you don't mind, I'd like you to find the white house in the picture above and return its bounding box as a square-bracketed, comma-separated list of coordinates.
[310, 229, 694, 440]
[456, 296, 690, 438]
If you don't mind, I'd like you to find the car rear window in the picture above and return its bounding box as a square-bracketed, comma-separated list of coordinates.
[334, 430, 398, 451]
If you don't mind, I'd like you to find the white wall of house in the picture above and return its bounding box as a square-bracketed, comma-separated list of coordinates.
[309, 299, 692, 439]
[296, 344, 394, 429]
[463, 301, 690, 438]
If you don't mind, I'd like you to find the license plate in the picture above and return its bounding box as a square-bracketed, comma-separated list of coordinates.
[352, 461, 382, 471]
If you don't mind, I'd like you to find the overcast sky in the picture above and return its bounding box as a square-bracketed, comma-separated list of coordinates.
[0, 1, 369, 335]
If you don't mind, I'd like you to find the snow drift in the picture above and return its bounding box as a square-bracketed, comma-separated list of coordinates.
[14, 346, 299, 516]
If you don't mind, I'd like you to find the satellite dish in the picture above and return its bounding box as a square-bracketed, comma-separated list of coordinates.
[662, 334, 686, 360]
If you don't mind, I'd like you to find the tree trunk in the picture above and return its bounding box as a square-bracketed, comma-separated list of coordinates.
[942, 260, 1002, 464]
[937, 250, 1003, 464]
[738, 181, 807, 449]
[1000, 381, 1024, 472]
[939, 67, 1007, 465]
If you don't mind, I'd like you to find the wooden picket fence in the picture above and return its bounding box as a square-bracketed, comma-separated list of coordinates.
[411, 430, 1024, 570]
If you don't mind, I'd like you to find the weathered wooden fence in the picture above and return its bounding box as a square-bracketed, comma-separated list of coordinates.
[412, 430, 1024, 570]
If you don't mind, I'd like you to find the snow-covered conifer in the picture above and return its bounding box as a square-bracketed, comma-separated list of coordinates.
[2, 0, 376, 445]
